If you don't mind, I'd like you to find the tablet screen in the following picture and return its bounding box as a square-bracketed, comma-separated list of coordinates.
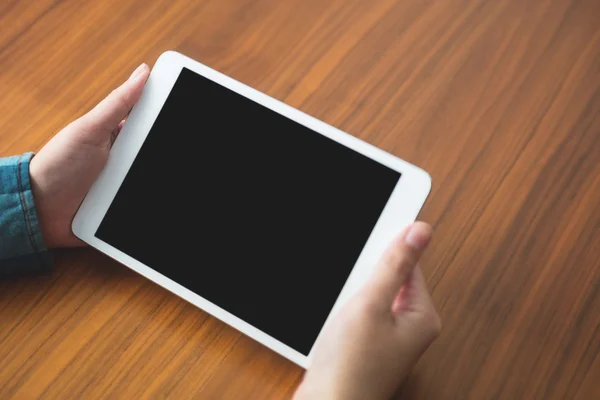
[96, 67, 400, 356]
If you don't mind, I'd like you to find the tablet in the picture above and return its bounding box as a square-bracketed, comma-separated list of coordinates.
[73, 51, 431, 368]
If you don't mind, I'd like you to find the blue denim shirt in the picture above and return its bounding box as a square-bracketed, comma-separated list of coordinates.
[0, 153, 53, 275]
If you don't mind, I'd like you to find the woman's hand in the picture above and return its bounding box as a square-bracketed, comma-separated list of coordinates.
[29, 64, 150, 248]
[294, 222, 441, 400]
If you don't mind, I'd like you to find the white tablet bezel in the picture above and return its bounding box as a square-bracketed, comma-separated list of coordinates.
[72, 51, 431, 368]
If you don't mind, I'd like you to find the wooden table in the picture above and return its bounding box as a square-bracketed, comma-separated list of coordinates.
[1, 0, 599, 398]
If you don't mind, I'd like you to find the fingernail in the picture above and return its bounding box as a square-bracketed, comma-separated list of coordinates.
[405, 222, 432, 251]
[129, 63, 146, 80]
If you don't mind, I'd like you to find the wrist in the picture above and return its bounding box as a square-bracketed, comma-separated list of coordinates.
[293, 380, 366, 400]
[294, 374, 394, 400]
[29, 157, 61, 249]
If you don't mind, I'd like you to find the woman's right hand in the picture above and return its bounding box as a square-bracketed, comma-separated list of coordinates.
[294, 222, 441, 400]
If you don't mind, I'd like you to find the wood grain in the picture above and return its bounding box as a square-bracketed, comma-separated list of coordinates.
[1, 0, 599, 398]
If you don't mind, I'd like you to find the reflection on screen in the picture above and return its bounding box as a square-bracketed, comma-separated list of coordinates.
[96, 68, 400, 355]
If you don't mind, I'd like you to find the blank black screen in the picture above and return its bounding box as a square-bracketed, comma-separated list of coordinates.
[96, 67, 400, 355]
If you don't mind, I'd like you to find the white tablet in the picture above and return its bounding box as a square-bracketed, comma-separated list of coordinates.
[73, 51, 431, 368]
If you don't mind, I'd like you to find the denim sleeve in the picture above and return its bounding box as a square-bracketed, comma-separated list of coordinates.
[0, 153, 53, 275]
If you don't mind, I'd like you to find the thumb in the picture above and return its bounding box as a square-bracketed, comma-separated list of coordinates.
[75, 63, 150, 144]
[365, 222, 433, 309]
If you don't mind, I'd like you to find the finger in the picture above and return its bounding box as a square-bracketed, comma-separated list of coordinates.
[365, 222, 433, 307]
[76, 63, 150, 144]
[392, 266, 435, 315]
[395, 266, 442, 340]
[110, 120, 126, 146]
[412, 266, 436, 308]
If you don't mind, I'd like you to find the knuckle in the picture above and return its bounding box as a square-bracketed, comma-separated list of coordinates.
[116, 93, 130, 113]
[430, 312, 442, 337]
[397, 257, 415, 276]
[415, 310, 442, 340]
[381, 253, 413, 283]
[108, 88, 130, 113]
[425, 311, 442, 339]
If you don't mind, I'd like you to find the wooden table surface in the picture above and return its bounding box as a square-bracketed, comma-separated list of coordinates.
[1, 0, 599, 398]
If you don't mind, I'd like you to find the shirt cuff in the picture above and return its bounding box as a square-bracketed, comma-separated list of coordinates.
[0, 153, 53, 275]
